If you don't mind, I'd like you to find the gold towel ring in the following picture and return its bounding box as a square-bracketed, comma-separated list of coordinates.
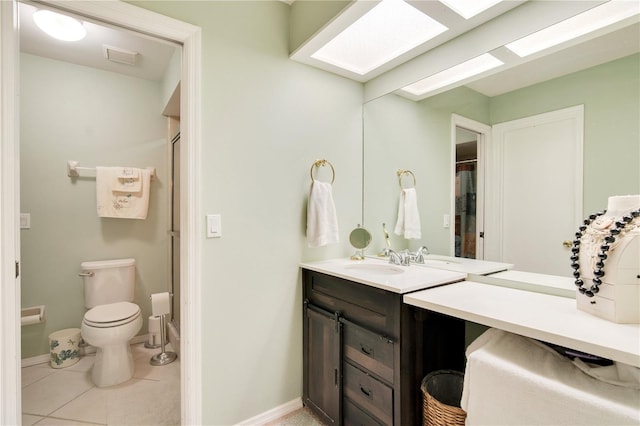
[310, 159, 335, 184]
[397, 169, 416, 189]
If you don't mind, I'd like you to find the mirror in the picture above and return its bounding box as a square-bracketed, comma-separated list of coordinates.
[349, 226, 372, 260]
[363, 29, 639, 277]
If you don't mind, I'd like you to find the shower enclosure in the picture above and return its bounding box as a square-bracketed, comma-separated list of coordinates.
[168, 131, 181, 348]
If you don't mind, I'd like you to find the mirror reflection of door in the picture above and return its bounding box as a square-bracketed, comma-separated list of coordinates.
[455, 128, 479, 259]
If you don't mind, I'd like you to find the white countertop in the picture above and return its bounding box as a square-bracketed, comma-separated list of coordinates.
[415, 254, 513, 275]
[404, 281, 640, 367]
[300, 257, 466, 294]
[470, 270, 576, 298]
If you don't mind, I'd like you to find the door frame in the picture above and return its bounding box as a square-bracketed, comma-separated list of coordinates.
[450, 114, 491, 258]
[0, 1, 202, 424]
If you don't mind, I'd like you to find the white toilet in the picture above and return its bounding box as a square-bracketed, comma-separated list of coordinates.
[80, 258, 142, 387]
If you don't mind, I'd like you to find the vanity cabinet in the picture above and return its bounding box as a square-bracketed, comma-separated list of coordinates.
[302, 268, 465, 425]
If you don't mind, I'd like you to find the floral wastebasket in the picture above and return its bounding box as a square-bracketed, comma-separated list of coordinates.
[49, 328, 81, 369]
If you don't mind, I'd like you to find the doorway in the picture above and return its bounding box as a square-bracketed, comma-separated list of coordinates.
[0, 1, 202, 424]
[455, 128, 479, 259]
[450, 115, 490, 259]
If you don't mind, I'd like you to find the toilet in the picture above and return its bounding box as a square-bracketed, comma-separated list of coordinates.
[80, 258, 142, 387]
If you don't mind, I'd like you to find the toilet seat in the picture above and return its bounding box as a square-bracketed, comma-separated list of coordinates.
[83, 302, 141, 328]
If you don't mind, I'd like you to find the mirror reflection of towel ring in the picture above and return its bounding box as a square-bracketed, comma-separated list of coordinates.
[310, 159, 335, 184]
[397, 169, 416, 189]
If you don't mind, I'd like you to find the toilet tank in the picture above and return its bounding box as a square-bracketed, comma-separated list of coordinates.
[81, 258, 136, 308]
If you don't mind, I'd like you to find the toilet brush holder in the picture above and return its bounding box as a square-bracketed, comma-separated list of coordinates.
[150, 314, 177, 366]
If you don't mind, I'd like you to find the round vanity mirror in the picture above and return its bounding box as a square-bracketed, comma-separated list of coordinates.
[349, 226, 372, 260]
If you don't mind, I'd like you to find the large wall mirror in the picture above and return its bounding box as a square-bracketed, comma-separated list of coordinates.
[363, 23, 639, 277]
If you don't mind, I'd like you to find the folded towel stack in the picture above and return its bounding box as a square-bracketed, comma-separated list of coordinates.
[394, 187, 421, 239]
[96, 167, 151, 219]
[306, 180, 339, 248]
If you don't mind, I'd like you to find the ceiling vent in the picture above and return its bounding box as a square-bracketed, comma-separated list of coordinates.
[103, 45, 138, 66]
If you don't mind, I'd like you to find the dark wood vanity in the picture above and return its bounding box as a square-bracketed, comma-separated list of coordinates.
[302, 268, 465, 425]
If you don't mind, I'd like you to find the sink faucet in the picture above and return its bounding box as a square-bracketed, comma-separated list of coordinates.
[388, 249, 413, 266]
[388, 249, 401, 265]
[412, 246, 430, 264]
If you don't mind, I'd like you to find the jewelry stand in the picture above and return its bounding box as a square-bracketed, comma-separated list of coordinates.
[150, 313, 177, 366]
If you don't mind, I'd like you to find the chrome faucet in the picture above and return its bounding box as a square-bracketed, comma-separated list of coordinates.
[412, 246, 430, 264]
[388, 249, 414, 266]
[388, 249, 403, 265]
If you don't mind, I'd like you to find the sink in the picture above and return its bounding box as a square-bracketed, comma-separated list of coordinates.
[344, 263, 405, 275]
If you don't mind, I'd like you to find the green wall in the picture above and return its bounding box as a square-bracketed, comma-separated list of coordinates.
[127, 2, 363, 424]
[20, 53, 169, 359]
[490, 53, 640, 213]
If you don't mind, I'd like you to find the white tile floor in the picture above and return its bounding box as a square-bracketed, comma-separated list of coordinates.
[22, 343, 180, 426]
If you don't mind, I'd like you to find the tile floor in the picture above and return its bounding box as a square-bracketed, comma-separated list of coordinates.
[22, 343, 180, 426]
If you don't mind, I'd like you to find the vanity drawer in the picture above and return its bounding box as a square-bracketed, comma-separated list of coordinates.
[343, 362, 393, 426]
[343, 319, 394, 384]
[303, 269, 398, 336]
[344, 398, 385, 426]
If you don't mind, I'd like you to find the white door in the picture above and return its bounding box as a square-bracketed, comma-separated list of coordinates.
[486, 105, 583, 276]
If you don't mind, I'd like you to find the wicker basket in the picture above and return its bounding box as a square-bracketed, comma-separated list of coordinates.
[421, 370, 467, 426]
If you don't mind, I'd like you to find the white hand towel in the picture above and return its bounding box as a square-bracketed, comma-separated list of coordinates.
[112, 167, 142, 193]
[307, 180, 339, 248]
[394, 188, 421, 239]
[96, 167, 151, 219]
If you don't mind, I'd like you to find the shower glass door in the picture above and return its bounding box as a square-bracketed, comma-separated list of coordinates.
[171, 133, 181, 331]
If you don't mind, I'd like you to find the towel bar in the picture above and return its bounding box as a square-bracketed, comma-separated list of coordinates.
[67, 160, 156, 180]
[397, 169, 416, 189]
[310, 159, 335, 184]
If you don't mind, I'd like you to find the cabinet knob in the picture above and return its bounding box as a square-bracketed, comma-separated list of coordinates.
[562, 240, 572, 248]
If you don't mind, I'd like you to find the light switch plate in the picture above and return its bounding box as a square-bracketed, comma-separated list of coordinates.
[20, 213, 30, 229]
[206, 214, 221, 238]
[443, 214, 450, 228]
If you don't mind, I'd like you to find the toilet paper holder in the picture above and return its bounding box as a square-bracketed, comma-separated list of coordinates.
[148, 292, 177, 366]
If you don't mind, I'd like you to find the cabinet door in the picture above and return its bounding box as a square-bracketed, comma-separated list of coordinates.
[304, 303, 341, 424]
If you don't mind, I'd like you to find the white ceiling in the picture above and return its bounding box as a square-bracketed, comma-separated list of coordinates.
[18, 1, 640, 98]
[291, 1, 640, 100]
[19, 2, 179, 82]
[467, 21, 640, 97]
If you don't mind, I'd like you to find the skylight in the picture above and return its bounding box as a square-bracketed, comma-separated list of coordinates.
[439, 0, 504, 19]
[401, 53, 504, 97]
[311, 0, 448, 75]
[506, 0, 640, 57]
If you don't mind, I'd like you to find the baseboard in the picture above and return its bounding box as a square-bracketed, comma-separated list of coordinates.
[235, 397, 303, 426]
[21, 334, 150, 368]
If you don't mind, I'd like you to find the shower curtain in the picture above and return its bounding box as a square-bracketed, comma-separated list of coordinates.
[455, 163, 476, 258]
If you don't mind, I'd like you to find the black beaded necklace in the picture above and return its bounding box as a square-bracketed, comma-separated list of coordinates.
[571, 208, 640, 297]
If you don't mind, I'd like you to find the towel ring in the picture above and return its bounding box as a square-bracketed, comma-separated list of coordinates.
[397, 169, 416, 189]
[310, 159, 335, 184]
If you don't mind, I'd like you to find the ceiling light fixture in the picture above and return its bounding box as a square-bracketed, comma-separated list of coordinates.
[439, 0, 504, 19]
[33, 9, 86, 42]
[311, 0, 448, 75]
[401, 53, 504, 97]
[506, 0, 639, 57]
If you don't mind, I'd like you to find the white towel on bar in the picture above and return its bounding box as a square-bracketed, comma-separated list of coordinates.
[307, 180, 339, 248]
[394, 188, 421, 239]
[96, 167, 151, 219]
